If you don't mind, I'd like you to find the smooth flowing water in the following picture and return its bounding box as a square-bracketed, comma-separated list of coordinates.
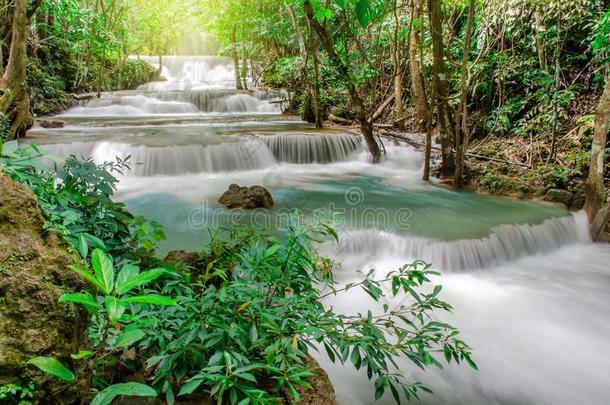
[27, 56, 610, 405]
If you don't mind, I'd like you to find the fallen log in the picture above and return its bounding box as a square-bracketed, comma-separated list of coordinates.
[328, 113, 353, 125]
[379, 129, 531, 168]
[372, 94, 394, 122]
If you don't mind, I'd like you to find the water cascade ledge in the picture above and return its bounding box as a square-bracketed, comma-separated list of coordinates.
[330, 211, 591, 271]
[39, 133, 363, 176]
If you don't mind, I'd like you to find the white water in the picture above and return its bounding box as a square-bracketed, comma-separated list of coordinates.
[61, 56, 280, 116]
[38, 133, 362, 176]
[30, 55, 610, 405]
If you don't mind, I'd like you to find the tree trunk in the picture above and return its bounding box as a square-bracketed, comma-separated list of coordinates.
[0, 0, 31, 140]
[241, 45, 249, 90]
[310, 27, 323, 128]
[304, 0, 380, 162]
[392, 0, 404, 130]
[96, 47, 106, 98]
[453, 0, 475, 188]
[231, 24, 243, 90]
[158, 54, 163, 76]
[584, 77, 610, 223]
[428, 0, 455, 177]
[534, 6, 547, 70]
[409, 0, 428, 131]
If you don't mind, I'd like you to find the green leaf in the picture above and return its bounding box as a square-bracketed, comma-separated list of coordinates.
[70, 264, 106, 292]
[91, 382, 157, 405]
[178, 377, 204, 396]
[59, 292, 99, 313]
[355, 0, 371, 27]
[27, 357, 75, 381]
[115, 329, 146, 348]
[123, 294, 176, 306]
[314, 7, 332, 20]
[82, 233, 106, 250]
[323, 342, 335, 362]
[250, 323, 258, 342]
[105, 296, 127, 323]
[92, 249, 114, 294]
[116, 263, 140, 292]
[115, 268, 166, 295]
[71, 350, 94, 360]
[76, 234, 88, 259]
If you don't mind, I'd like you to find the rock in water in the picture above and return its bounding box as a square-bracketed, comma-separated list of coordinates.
[38, 119, 64, 128]
[544, 188, 574, 206]
[0, 175, 86, 395]
[219, 184, 274, 209]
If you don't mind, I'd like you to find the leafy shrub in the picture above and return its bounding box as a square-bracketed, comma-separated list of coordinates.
[0, 381, 35, 405]
[26, 58, 72, 116]
[0, 141, 165, 259]
[480, 171, 502, 193]
[122, 219, 475, 404]
[28, 249, 174, 404]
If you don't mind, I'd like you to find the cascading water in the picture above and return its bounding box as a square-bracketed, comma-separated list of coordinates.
[37, 133, 362, 176]
[332, 211, 591, 271]
[26, 55, 610, 405]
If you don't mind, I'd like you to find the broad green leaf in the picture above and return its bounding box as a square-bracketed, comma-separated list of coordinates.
[115, 268, 166, 295]
[82, 233, 106, 250]
[59, 292, 99, 313]
[105, 296, 127, 323]
[123, 294, 176, 306]
[70, 264, 106, 292]
[91, 382, 157, 405]
[355, 0, 371, 27]
[115, 329, 146, 348]
[178, 377, 204, 396]
[71, 350, 94, 360]
[116, 263, 140, 292]
[76, 234, 88, 259]
[27, 357, 75, 381]
[92, 249, 114, 294]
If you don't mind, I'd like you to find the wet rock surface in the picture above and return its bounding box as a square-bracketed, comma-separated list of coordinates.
[0, 175, 86, 393]
[544, 188, 574, 206]
[219, 183, 274, 209]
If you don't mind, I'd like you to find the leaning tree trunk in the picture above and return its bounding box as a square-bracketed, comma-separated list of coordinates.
[584, 77, 610, 236]
[304, 0, 381, 162]
[428, 0, 455, 177]
[0, 0, 32, 140]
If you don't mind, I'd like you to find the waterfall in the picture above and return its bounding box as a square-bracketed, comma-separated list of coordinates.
[126, 90, 282, 113]
[61, 95, 199, 116]
[40, 141, 277, 176]
[261, 133, 362, 163]
[38, 133, 362, 176]
[135, 55, 236, 83]
[331, 211, 591, 271]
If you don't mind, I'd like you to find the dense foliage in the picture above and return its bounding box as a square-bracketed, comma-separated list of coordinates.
[196, 0, 608, 196]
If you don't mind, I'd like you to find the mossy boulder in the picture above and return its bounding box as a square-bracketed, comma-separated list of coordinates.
[219, 184, 274, 209]
[0, 175, 87, 394]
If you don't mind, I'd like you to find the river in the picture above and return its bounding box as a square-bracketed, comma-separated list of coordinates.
[26, 56, 610, 405]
